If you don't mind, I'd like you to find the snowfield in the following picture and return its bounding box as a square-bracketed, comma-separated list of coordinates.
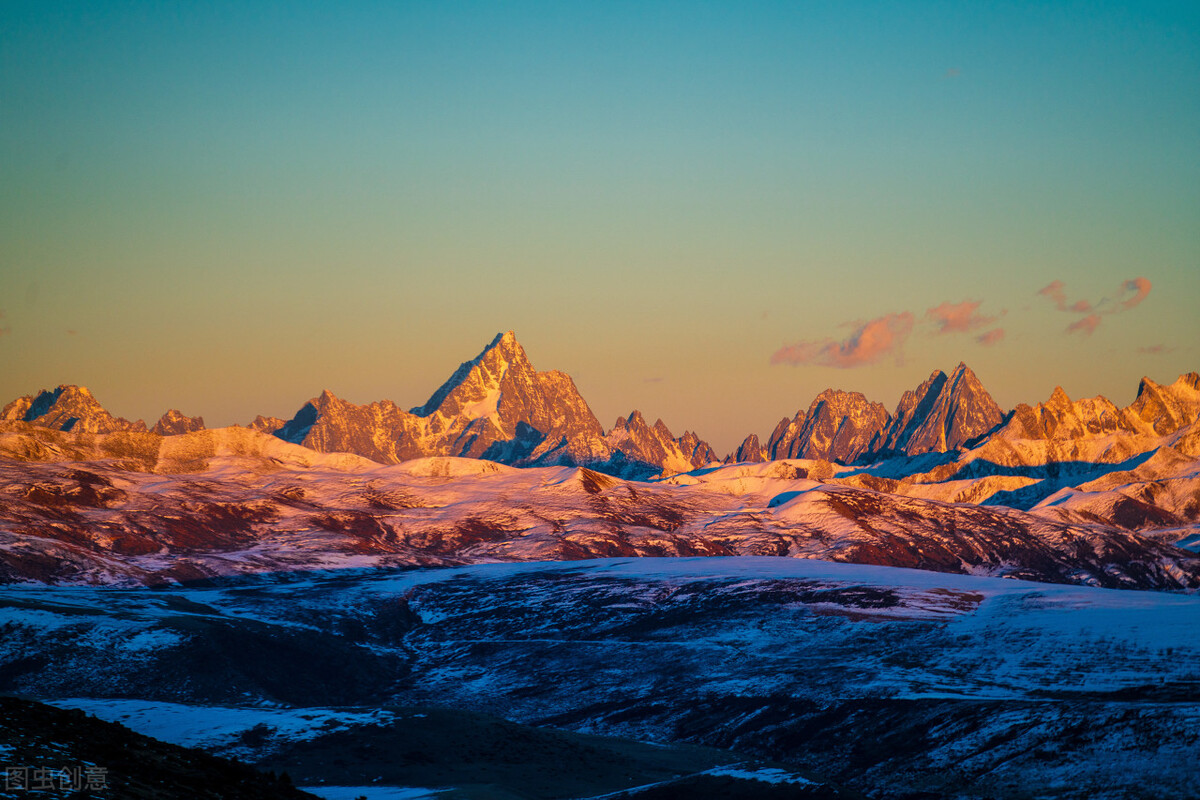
[1, 556, 1197, 798]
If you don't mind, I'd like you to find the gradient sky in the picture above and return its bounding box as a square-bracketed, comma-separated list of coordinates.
[2, 1, 1197, 454]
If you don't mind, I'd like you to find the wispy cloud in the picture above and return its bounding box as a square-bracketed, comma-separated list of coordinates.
[925, 300, 996, 335]
[771, 312, 914, 368]
[1067, 313, 1102, 336]
[1137, 344, 1176, 355]
[976, 328, 1005, 346]
[1038, 277, 1152, 335]
[1116, 277, 1152, 310]
[1038, 280, 1070, 311]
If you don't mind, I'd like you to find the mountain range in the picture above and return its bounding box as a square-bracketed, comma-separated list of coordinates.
[6, 330, 1196, 480]
[1, 330, 1197, 591]
[3, 334, 1199, 798]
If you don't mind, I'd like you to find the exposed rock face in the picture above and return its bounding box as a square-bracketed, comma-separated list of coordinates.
[273, 332, 715, 477]
[766, 414, 803, 459]
[151, 409, 205, 436]
[1128, 372, 1200, 435]
[0, 386, 146, 434]
[603, 411, 716, 477]
[878, 363, 1004, 456]
[989, 372, 1200, 448]
[275, 391, 429, 464]
[679, 430, 718, 466]
[275, 332, 616, 469]
[248, 415, 287, 435]
[747, 365, 1005, 464]
[769, 389, 890, 463]
[732, 433, 767, 463]
[412, 330, 609, 465]
[1004, 387, 1125, 441]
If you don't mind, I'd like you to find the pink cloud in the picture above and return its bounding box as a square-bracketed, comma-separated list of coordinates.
[772, 312, 915, 368]
[976, 328, 1005, 346]
[1116, 277, 1151, 311]
[925, 300, 996, 334]
[1067, 313, 1102, 336]
[1038, 280, 1069, 311]
[1137, 344, 1175, 355]
[1039, 277, 1152, 335]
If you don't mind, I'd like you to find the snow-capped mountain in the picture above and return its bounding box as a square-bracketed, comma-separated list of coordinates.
[2, 334, 1197, 588]
[1, 385, 148, 435]
[272, 331, 716, 476]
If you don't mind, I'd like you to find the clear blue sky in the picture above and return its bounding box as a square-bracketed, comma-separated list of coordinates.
[2, 1, 1197, 453]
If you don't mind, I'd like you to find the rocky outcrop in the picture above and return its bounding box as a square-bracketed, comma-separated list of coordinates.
[151, 409, 205, 436]
[248, 415, 287, 435]
[1128, 372, 1200, 435]
[411, 330, 609, 465]
[769, 389, 890, 463]
[1, 385, 146, 434]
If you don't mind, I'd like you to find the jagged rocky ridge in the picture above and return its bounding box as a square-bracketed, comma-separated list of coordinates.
[271, 331, 719, 478]
[7, 332, 1195, 481]
[1, 385, 149, 435]
[742, 363, 1006, 466]
[2, 334, 1197, 577]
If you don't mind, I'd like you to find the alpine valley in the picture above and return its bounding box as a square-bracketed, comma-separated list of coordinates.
[1, 332, 1199, 799]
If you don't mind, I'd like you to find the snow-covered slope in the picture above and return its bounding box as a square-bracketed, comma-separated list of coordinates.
[1, 437, 1196, 590]
[3, 557, 1198, 799]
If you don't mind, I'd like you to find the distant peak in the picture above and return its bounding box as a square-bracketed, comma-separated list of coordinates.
[1047, 386, 1071, 407]
[1136, 376, 1159, 398]
[483, 330, 521, 354]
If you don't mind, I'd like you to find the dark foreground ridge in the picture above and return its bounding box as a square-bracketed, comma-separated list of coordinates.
[0, 696, 317, 800]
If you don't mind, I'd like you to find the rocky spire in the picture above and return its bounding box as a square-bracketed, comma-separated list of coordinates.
[878, 364, 1004, 456]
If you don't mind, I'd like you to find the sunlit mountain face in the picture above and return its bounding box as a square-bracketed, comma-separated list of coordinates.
[2, 331, 1198, 798]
